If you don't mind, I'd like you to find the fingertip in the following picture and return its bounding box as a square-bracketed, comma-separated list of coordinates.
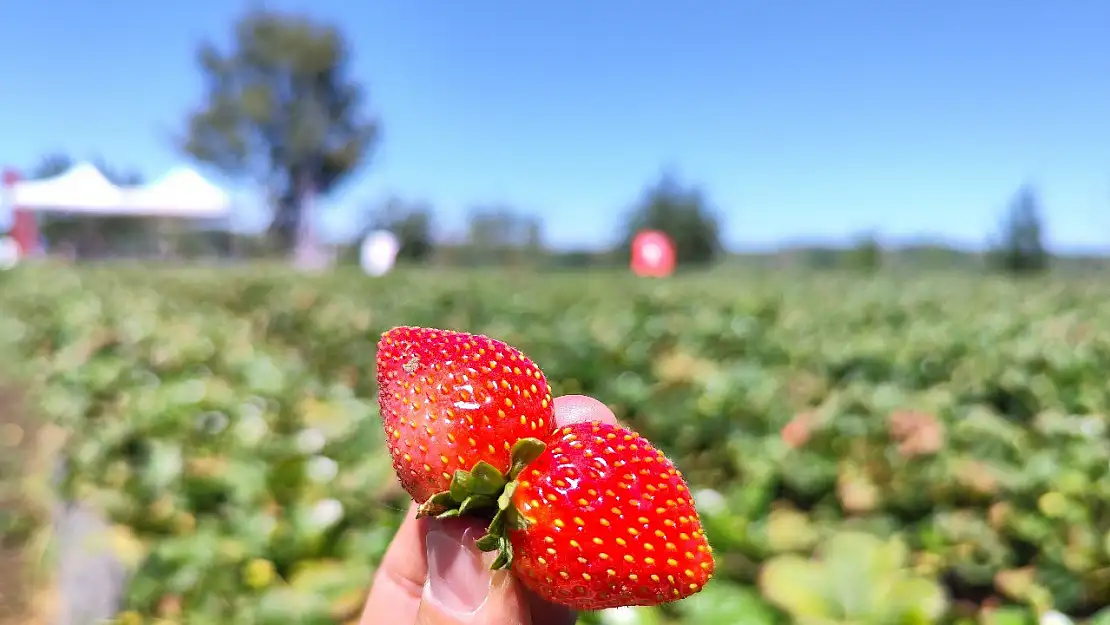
[552, 395, 618, 428]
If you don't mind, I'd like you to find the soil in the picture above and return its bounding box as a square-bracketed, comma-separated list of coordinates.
[0, 384, 42, 624]
[0, 383, 126, 625]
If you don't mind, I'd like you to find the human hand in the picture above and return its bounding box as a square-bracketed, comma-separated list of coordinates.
[360, 395, 618, 625]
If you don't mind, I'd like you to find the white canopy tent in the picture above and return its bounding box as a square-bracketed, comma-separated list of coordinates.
[3, 162, 236, 259]
[5, 162, 233, 219]
[121, 166, 233, 218]
[8, 162, 125, 212]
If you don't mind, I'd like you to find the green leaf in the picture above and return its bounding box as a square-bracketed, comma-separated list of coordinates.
[981, 606, 1035, 625]
[681, 581, 778, 625]
[459, 494, 495, 515]
[469, 462, 507, 495]
[822, 531, 892, 614]
[881, 577, 948, 624]
[288, 559, 373, 599]
[489, 537, 513, 570]
[487, 509, 506, 536]
[255, 586, 332, 625]
[508, 438, 546, 479]
[759, 556, 832, 619]
[475, 533, 500, 552]
[490, 550, 510, 570]
[498, 482, 518, 511]
[598, 606, 666, 625]
[415, 461, 514, 520]
[449, 470, 474, 502]
[765, 507, 817, 553]
[430, 491, 456, 508]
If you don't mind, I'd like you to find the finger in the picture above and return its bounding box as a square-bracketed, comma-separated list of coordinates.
[552, 394, 618, 428]
[414, 520, 532, 625]
[360, 502, 428, 624]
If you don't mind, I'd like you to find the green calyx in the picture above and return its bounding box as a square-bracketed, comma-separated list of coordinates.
[416, 437, 547, 570]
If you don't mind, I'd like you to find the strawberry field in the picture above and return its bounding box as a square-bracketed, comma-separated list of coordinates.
[4, 264, 1110, 624]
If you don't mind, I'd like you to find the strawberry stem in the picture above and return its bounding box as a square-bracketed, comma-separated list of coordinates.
[476, 439, 546, 570]
[413, 438, 547, 571]
[414, 438, 547, 533]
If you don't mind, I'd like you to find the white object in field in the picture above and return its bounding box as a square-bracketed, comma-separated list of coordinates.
[360, 230, 400, 276]
[640, 240, 664, 264]
[1041, 611, 1073, 625]
[692, 488, 727, 516]
[0, 236, 20, 269]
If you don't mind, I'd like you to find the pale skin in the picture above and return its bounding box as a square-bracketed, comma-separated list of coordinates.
[360, 395, 619, 625]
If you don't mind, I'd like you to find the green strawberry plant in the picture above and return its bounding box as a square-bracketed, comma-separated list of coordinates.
[759, 531, 947, 625]
[4, 266, 1110, 621]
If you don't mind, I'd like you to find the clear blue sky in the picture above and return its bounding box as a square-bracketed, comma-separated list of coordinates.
[2, 1, 1108, 251]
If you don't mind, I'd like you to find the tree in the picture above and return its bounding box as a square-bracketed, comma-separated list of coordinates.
[618, 172, 722, 267]
[369, 197, 435, 263]
[180, 9, 379, 254]
[29, 153, 72, 180]
[91, 158, 143, 187]
[846, 231, 883, 273]
[799, 246, 840, 270]
[459, 206, 544, 266]
[987, 185, 1050, 275]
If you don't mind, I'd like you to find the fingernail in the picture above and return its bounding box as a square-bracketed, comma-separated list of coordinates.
[424, 525, 493, 616]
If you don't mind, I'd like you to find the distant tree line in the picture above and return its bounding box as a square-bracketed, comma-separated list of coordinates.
[784, 185, 1051, 276]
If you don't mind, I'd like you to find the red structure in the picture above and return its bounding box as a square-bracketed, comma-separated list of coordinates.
[630, 230, 676, 277]
[2, 168, 40, 257]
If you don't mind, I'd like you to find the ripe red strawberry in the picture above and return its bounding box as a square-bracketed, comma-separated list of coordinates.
[477, 421, 715, 610]
[376, 326, 556, 513]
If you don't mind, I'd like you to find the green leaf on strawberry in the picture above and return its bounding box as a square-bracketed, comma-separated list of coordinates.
[416, 437, 547, 520]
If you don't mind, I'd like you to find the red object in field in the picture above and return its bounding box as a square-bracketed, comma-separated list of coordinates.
[630, 230, 675, 277]
[2, 168, 39, 257]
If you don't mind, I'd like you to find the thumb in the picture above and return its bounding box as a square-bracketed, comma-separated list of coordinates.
[414, 521, 532, 625]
